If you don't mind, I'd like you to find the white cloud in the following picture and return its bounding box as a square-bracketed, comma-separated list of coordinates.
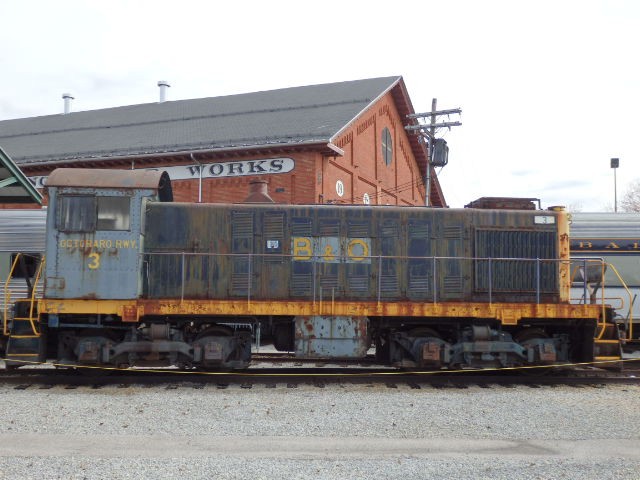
[1, 0, 638, 211]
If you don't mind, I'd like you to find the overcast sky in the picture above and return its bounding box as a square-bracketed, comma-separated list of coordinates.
[1, 0, 638, 211]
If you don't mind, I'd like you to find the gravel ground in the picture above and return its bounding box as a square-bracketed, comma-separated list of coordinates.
[0, 382, 638, 479]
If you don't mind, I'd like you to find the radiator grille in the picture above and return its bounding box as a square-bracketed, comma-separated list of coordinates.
[474, 229, 557, 292]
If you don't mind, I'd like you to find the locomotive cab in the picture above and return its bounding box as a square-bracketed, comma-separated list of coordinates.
[44, 168, 172, 300]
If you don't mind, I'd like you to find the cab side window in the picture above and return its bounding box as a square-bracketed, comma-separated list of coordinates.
[57, 195, 96, 232]
[57, 195, 131, 232]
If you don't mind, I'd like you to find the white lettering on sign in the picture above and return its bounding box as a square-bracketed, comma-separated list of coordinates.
[534, 215, 555, 225]
[28, 158, 295, 187]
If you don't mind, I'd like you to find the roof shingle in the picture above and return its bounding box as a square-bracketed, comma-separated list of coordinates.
[0, 76, 403, 165]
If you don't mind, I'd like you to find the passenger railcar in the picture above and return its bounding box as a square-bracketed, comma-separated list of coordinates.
[0, 210, 46, 315]
[3, 169, 621, 370]
[570, 212, 640, 340]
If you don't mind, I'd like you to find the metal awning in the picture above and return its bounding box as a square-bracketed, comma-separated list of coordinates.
[0, 145, 43, 204]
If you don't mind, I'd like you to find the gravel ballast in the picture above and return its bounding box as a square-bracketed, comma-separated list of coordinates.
[0, 382, 637, 479]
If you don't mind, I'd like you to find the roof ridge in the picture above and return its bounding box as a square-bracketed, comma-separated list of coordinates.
[0, 98, 371, 140]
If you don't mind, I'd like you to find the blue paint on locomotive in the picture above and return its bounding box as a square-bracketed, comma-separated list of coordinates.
[44, 172, 165, 300]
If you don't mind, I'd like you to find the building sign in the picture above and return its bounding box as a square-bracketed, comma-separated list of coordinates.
[163, 158, 294, 180]
[28, 157, 295, 188]
[336, 180, 344, 197]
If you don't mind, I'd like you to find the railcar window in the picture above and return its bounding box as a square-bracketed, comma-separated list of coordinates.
[57, 195, 96, 232]
[9, 253, 41, 278]
[97, 197, 130, 231]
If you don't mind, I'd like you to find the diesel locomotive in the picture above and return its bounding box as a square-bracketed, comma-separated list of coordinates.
[2, 168, 623, 370]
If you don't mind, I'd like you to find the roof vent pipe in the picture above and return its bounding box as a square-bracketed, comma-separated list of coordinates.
[157, 80, 170, 103]
[62, 93, 74, 114]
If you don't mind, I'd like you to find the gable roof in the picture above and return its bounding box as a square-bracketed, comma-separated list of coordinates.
[0, 145, 43, 204]
[0, 76, 443, 205]
[0, 76, 418, 164]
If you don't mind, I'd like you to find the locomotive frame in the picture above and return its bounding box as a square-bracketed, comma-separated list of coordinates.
[2, 169, 623, 370]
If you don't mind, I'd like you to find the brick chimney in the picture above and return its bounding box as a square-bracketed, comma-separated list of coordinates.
[245, 180, 274, 203]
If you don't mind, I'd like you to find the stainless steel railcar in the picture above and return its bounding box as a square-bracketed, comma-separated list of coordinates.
[570, 212, 640, 340]
[0, 210, 46, 315]
[2, 169, 621, 370]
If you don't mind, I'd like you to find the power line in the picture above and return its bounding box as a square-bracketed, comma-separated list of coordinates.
[405, 99, 462, 206]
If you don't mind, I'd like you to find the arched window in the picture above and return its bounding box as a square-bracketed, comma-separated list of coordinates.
[381, 127, 393, 166]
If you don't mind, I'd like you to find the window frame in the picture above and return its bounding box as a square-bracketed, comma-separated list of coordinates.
[56, 194, 131, 233]
[381, 127, 393, 166]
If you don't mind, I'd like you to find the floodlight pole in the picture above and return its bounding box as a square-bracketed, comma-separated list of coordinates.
[611, 158, 619, 212]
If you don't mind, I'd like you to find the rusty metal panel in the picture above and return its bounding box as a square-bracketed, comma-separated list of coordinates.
[294, 315, 369, 358]
[140, 202, 563, 304]
[464, 197, 538, 210]
[46, 168, 170, 194]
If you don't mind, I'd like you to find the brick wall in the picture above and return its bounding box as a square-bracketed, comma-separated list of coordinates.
[324, 92, 426, 206]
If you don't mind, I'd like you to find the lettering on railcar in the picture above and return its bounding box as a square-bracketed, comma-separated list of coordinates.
[292, 236, 371, 264]
[58, 239, 138, 249]
[571, 239, 640, 251]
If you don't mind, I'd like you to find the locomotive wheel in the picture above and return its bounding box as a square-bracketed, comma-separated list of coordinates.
[409, 327, 441, 339]
[393, 327, 444, 370]
[514, 328, 551, 375]
[195, 325, 249, 371]
[195, 325, 234, 340]
[514, 328, 548, 344]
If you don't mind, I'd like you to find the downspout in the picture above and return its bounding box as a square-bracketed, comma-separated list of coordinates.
[191, 153, 202, 203]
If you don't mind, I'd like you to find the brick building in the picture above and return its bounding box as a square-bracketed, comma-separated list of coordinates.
[0, 76, 445, 207]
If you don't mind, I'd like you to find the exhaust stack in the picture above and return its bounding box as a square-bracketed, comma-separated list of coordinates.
[157, 80, 170, 103]
[62, 93, 74, 114]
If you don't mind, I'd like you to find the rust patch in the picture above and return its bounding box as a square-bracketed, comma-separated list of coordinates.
[422, 342, 440, 361]
[122, 305, 139, 322]
[539, 343, 557, 362]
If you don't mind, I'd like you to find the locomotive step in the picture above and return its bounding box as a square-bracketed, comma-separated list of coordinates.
[5, 336, 42, 356]
[9, 319, 39, 335]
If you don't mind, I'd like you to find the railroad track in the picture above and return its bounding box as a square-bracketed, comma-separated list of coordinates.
[1, 358, 638, 390]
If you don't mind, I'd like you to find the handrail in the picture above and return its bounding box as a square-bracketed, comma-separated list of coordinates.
[3, 253, 23, 336]
[604, 262, 634, 340]
[141, 251, 572, 305]
[139, 251, 632, 331]
[26, 257, 45, 336]
[2, 253, 45, 337]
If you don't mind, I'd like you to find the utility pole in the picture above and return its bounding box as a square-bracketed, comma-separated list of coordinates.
[406, 99, 461, 206]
